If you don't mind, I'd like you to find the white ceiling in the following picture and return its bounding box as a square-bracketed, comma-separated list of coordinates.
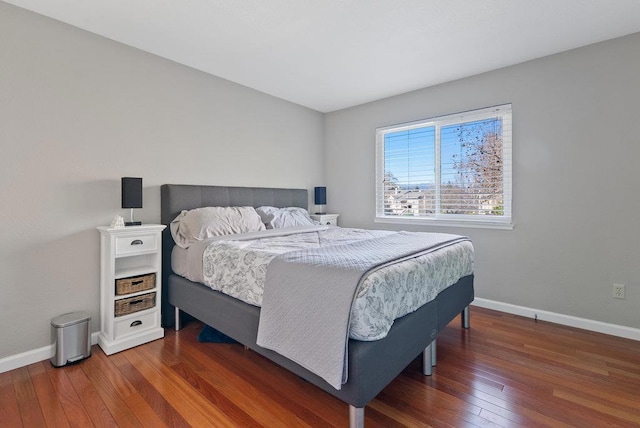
[5, 0, 640, 112]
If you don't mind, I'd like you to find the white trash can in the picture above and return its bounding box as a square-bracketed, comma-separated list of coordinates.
[51, 311, 91, 367]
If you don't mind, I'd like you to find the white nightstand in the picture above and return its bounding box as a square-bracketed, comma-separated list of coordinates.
[310, 213, 339, 226]
[97, 224, 166, 355]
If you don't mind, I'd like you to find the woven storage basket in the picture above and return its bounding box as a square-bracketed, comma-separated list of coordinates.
[115, 273, 155, 296]
[115, 292, 156, 317]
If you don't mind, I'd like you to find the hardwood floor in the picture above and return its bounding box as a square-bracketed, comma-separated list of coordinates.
[3, 306, 640, 427]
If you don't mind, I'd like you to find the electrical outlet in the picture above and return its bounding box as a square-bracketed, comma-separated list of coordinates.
[613, 284, 626, 299]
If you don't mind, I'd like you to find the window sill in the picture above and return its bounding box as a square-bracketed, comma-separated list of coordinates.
[374, 216, 514, 230]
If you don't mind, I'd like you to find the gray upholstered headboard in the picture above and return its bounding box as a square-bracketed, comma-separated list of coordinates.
[159, 184, 308, 326]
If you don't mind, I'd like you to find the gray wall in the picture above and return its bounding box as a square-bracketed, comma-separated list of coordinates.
[2, 1, 638, 361]
[325, 33, 640, 329]
[0, 3, 324, 358]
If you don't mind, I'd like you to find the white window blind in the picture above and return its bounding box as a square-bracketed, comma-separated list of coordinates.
[375, 104, 512, 228]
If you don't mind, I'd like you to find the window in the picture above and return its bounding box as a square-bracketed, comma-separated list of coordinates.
[375, 104, 512, 229]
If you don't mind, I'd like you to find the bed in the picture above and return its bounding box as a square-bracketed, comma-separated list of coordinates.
[160, 184, 474, 427]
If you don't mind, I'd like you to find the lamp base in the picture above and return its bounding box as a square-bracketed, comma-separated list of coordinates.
[125, 221, 142, 226]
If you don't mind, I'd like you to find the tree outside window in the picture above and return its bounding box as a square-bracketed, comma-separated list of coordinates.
[375, 104, 512, 228]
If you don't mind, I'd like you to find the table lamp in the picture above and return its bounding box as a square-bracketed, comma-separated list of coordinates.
[121, 177, 142, 226]
[314, 186, 327, 215]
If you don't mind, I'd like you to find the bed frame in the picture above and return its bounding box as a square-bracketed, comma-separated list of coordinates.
[160, 184, 474, 427]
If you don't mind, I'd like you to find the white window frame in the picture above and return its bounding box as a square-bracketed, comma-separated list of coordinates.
[375, 104, 513, 230]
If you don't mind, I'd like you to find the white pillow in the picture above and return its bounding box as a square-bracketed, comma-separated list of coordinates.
[256, 206, 317, 229]
[170, 206, 265, 249]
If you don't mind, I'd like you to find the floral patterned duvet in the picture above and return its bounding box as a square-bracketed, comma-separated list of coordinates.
[200, 227, 474, 341]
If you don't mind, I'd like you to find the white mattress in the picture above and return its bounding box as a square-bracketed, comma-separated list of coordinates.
[172, 226, 474, 341]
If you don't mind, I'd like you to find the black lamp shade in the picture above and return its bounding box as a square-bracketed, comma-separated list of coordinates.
[314, 187, 327, 205]
[121, 177, 143, 209]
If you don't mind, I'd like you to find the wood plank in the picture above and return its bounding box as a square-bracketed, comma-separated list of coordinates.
[226, 343, 347, 426]
[122, 346, 236, 427]
[79, 351, 143, 428]
[155, 324, 345, 427]
[5, 307, 640, 427]
[109, 351, 190, 427]
[163, 332, 339, 426]
[64, 363, 117, 426]
[553, 388, 640, 424]
[90, 346, 138, 398]
[11, 366, 46, 427]
[170, 360, 265, 427]
[176, 338, 344, 427]
[88, 348, 168, 428]
[365, 402, 427, 428]
[43, 362, 94, 427]
[156, 342, 310, 427]
[27, 362, 70, 428]
[0, 371, 23, 427]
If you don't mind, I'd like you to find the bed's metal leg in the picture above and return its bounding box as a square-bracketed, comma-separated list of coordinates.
[349, 405, 364, 428]
[175, 307, 181, 331]
[461, 305, 470, 329]
[431, 339, 437, 366]
[422, 342, 433, 376]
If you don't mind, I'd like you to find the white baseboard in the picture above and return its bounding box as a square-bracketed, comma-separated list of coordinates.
[0, 332, 99, 374]
[2, 301, 639, 373]
[472, 298, 640, 341]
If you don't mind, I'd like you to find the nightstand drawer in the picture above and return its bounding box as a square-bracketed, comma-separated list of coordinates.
[115, 234, 158, 256]
[114, 311, 158, 339]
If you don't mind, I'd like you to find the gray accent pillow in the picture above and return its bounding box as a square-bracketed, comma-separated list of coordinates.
[170, 206, 266, 249]
[256, 206, 317, 229]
